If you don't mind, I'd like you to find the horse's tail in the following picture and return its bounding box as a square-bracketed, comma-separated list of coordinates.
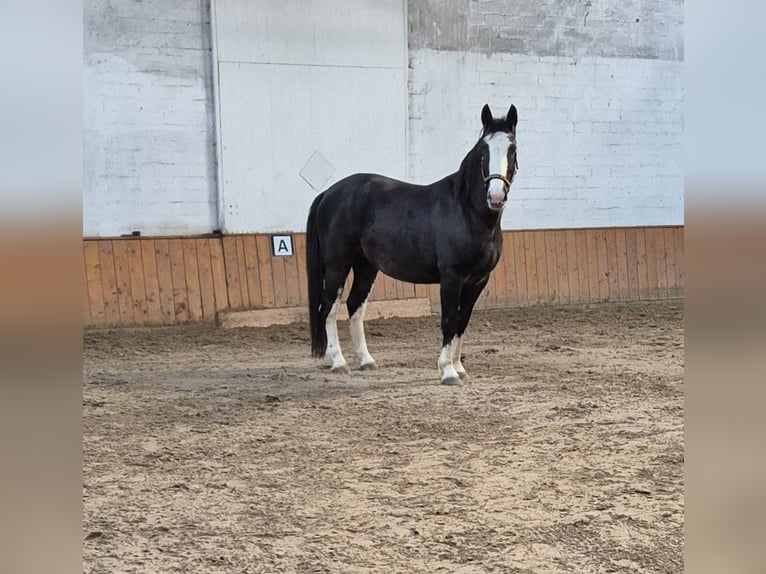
[306, 192, 327, 358]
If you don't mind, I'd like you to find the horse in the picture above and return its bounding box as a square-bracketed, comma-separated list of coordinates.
[305, 103, 518, 385]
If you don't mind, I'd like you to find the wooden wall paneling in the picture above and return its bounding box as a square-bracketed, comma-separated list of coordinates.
[283, 250, 301, 307]
[634, 228, 649, 300]
[83, 242, 106, 326]
[533, 231, 548, 304]
[222, 236, 244, 309]
[402, 280, 416, 299]
[390, 276, 401, 300]
[139, 239, 163, 324]
[428, 283, 441, 312]
[82, 250, 92, 325]
[644, 228, 659, 300]
[663, 227, 679, 298]
[111, 240, 135, 324]
[653, 228, 669, 299]
[513, 231, 529, 305]
[584, 230, 599, 303]
[615, 229, 630, 301]
[604, 229, 619, 302]
[126, 240, 148, 325]
[573, 230, 589, 304]
[168, 239, 190, 323]
[293, 234, 309, 305]
[82, 227, 684, 327]
[269, 241, 289, 308]
[209, 238, 231, 312]
[502, 232, 518, 305]
[522, 231, 538, 304]
[375, 273, 386, 300]
[153, 239, 176, 324]
[254, 235, 275, 308]
[624, 228, 640, 301]
[392, 278, 403, 300]
[594, 230, 610, 302]
[97, 240, 121, 325]
[390, 275, 401, 300]
[242, 235, 263, 308]
[493, 242, 507, 306]
[195, 239, 217, 320]
[562, 230, 578, 304]
[182, 239, 204, 321]
[554, 230, 570, 304]
[673, 227, 684, 297]
[382, 273, 396, 301]
[543, 231, 558, 303]
[235, 236, 252, 308]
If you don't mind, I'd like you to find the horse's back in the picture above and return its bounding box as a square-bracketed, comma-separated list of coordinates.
[313, 173, 451, 282]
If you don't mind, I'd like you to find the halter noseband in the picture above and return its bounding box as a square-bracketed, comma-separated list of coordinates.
[482, 156, 518, 190]
[483, 172, 512, 188]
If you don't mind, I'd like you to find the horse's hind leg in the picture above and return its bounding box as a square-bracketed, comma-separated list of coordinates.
[347, 258, 378, 370]
[322, 267, 351, 374]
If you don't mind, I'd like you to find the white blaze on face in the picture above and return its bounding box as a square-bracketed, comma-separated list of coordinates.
[483, 132, 511, 207]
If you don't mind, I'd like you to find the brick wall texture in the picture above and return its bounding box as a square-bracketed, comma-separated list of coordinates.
[83, 0, 683, 235]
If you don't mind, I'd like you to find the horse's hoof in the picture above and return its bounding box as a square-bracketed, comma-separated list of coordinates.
[360, 362, 378, 371]
[457, 371, 467, 381]
[331, 365, 350, 375]
[441, 376, 461, 386]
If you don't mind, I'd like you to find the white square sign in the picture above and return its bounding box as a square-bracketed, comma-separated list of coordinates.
[271, 235, 294, 257]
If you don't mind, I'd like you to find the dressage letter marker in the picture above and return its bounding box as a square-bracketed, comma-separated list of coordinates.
[271, 235, 293, 256]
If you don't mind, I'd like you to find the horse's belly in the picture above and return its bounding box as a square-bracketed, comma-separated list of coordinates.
[363, 247, 439, 284]
[380, 263, 440, 285]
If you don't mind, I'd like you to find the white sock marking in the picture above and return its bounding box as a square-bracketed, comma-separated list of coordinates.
[349, 299, 375, 366]
[325, 289, 347, 370]
[451, 335, 466, 376]
[437, 336, 460, 381]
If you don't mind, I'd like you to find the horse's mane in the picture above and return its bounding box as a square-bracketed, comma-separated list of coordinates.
[456, 137, 484, 196]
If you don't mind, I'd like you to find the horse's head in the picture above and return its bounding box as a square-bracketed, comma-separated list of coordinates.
[479, 104, 518, 211]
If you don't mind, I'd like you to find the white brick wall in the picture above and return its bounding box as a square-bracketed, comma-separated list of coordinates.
[408, 49, 683, 229]
[83, 0, 216, 237]
[81, 0, 682, 236]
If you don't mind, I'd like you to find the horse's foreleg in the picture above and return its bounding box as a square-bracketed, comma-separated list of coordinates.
[437, 275, 464, 385]
[452, 277, 490, 381]
[451, 335, 466, 380]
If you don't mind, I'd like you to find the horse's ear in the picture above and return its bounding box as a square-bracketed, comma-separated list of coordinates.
[506, 104, 518, 132]
[481, 104, 493, 131]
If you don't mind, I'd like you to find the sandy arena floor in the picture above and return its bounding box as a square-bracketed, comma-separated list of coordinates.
[83, 301, 683, 573]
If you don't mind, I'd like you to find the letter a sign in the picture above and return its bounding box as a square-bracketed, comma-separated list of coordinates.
[271, 235, 293, 257]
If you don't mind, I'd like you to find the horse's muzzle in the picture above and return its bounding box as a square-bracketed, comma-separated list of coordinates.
[487, 194, 506, 210]
[484, 173, 511, 211]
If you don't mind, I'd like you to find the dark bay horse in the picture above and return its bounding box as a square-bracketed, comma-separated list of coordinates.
[306, 104, 518, 385]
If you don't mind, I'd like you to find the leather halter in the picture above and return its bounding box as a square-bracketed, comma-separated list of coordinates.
[482, 156, 518, 190]
[483, 172, 512, 188]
